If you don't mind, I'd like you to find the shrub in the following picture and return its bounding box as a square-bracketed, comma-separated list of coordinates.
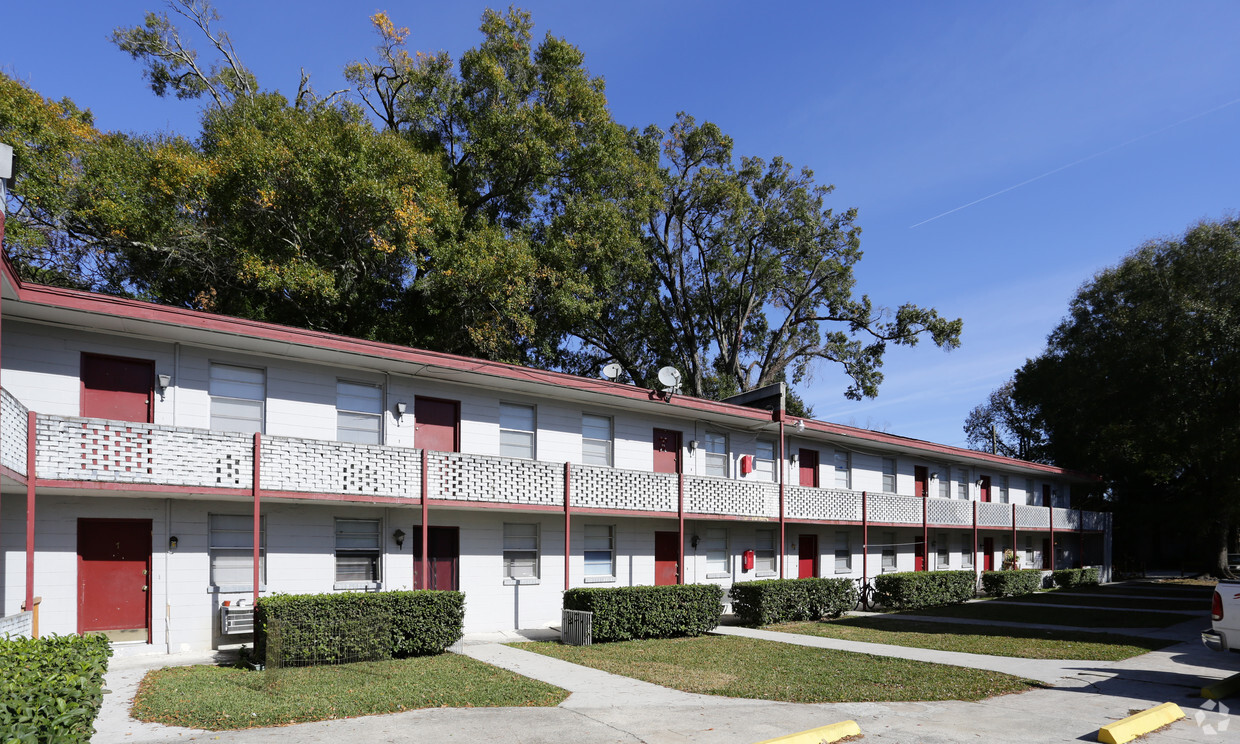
[730, 578, 857, 625]
[255, 590, 464, 667]
[1053, 567, 1101, 588]
[873, 570, 976, 609]
[1081, 566, 1100, 585]
[0, 633, 112, 743]
[562, 584, 723, 642]
[981, 570, 1042, 597]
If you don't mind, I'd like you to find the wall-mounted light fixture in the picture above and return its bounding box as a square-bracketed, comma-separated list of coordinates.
[157, 374, 172, 401]
[395, 402, 407, 423]
[930, 471, 939, 481]
[392, 528, 406, 550]
[169, 535, 178, 550]
[795, 419, 806, 433]
[789, 452, 799, 464]
[690, 534, 700, 549]
[688, 439, 699, 451]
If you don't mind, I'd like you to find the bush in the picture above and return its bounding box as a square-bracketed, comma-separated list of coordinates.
[562, 584, 722, 642]
[981, 570, 1043, 597]
[0, 633, 112, 743]
[1081, 566, 1100, 585]
[730, 578, 857, 625]
[873, 570, 977, 609]
[1052, 567, 1101, 588]
[255, 590, 464, 667]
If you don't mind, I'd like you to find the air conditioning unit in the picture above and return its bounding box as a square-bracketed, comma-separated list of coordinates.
[219, 604, 254, 635]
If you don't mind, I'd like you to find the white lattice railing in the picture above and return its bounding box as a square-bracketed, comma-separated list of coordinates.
[686, 476, 778, 518]
[927, 497, 972, 526]
[977, 500, 1012, 528]
[1, 389, 28, 476]
[1015, 503, 1049, 529]
[1052, 507, 1080, 530]
[1083, 511, 1108, 531]
[261, 436, 421, 498]
[867, 492, 923, 524]
[786, 486, 863, 521]
[36, 414, 253, 488]
[428, 451, 562, 507]
[573, 465, 676, 513]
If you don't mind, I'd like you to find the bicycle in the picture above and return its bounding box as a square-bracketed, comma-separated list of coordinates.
[854, 577, 876, 611]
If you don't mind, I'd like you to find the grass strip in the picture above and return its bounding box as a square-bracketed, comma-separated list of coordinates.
[1070, 583, 1215, 597]
[520, 635, 1037, 703]
[902, 601, 1193, 628]
[131, 654, 568, 730]
[768, 617, 1172, 660]
[1004, 592, 1207, 611]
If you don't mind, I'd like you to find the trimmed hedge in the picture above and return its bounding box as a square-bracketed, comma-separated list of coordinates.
[1052, 567, 1101, 588]
[255, 590, 464, 667]
[563, 584, 723, 642]
[981, 570, 1042, 597]
[730, 578, 857, 625]
[0, 633, 112, 743]
[873, 570, 977, 609]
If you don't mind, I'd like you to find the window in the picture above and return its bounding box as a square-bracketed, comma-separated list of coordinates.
[833, 449, 851, 489]
[503, 523, 539, 579]
[998, 475, 1010, 504]
[961, 534, 974, 569]
[335, 518, 381, 584]
[938, 465, 951, 498]
[584, 524, 614, 578]
[581, 414, 613, 466]
[209, 514, 265, 589]
[1052, 487, 1066, 508]
[956, 469, 969, 500]
[754, 529, 776, 573]
[1024, 536, 1034, 568]
[209, 363, 265, 434]
[881, 531, 897, 571]
[936, 533, 949, 569]
[881, 458, 896, 493]
[755, 440, 777, 482]
[703, 527, 728, 575]
[337, 380, 382, 444]
[499, 403, 535, 459]
[704, 432, 728, 477]
[1026, 478, 1037, 505]
[834, 531, 851, 573]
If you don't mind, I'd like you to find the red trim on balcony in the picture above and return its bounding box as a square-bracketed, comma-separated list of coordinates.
[0, 464, 27, 484]
[34, 479, 251, 497]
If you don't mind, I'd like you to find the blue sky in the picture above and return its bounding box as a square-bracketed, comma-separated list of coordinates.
[5, 1, 1239, 449]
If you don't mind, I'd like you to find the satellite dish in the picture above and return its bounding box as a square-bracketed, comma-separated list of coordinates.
[657, 366, 682, 391]
[601, 363, 622, 380]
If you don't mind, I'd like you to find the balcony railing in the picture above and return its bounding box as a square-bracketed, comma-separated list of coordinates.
[15, 406, 1110, 531]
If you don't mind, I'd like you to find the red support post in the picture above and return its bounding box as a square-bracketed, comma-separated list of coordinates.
[677, 471, 685, 585]
[778, 418, 786, 580]
[972, 499, 979, 581]
[1048, 504, 1055, 570]
[564, 462, 571, 591]
[25, 410, 35, 613]
[1078, 508, 1085, 569]
[252, 433, 261, 605]
[861, 491, 868, 589]
[1011, 503, 1018, 569]
[420, 449, 429, 590]
[922, 495, 928, 572]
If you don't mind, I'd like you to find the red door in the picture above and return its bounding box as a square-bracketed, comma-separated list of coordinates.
[798, 534, 818, 578]
[81, 353, 154, 422]
[798, 449, 819, 487]
[654, 531, 680, 585]
[983, 537, 995, 571]
[78, 519, 151, 641]
[653, 429, 682, 474]
[413, 526, 459, 590]
[914, 536, 926, 571]
[979, 475, 992, 502]
[1042, 538, 1052, 570]
[914, 466, 929, 498]
[415, 397, 459, 452]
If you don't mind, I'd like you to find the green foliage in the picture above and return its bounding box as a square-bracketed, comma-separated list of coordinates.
[873, 570, 977, 609]
[254, 591, 464, 667]
[1052, 568, 1100, 588]
[562, 584, 723, 642]
[962, 380, 1050, 461]
[729, 578, 857, 625]
[980, 570, 1043, 597]
[0, 633, 113, 743]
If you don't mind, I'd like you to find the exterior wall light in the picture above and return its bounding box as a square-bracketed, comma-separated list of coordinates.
[169, 535, 178, 550]
[688, 439, 699, 451]
[395, 402, 407, 422]
[392, 528, 406, 549]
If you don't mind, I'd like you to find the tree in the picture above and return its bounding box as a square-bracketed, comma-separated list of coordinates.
[1013, 218, 1240, 574]
[963, 379, 1049, 461]
[571, 114, 963, 403]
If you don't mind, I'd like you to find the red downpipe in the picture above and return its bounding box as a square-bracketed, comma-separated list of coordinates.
[420, 449, 429, 590]
[564, 462, 571, 591]
[25, 410, 35, 613]
[252, 433, 261, 605]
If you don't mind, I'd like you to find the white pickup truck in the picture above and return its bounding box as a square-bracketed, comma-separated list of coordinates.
[1203, 580, 1240, 652]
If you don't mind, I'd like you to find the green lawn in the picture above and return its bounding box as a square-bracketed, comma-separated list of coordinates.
[1004, 592, 1208, 612]
[131, 654, 568, 730]
[520, 635, 1038, 703]
[903, 600, 1196, 628]
[768, 617, 1172, 660]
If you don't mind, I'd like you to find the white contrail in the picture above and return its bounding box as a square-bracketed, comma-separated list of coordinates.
[910, 95, 1240, 229]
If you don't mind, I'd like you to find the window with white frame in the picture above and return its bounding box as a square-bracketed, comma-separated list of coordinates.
[938, 465, 951, 498]
[584, 524, 614, 578]
[956, 469, 969, 499]
[704, 432, 728, 477]
[754, 529, 776, 573]
[335, 518, 381, 583]
[209, 363, 265, 434]
[581, 414, 613, 467]
[936, 533, 949, 569]
[1026, 478, 1037, 505]
[209, 514, 266, 588]
[881, 458, 896, 493]
[961, 534, 974, 568]
[1052, 487, 1066, 508]
[755, 440, 777, 482]
[998, 475, 1010, 504]
[703, 527, 728, 575]
[834, 531, 851, 573]
[833, 449, 851, 489]
[499, 403, 536, 459]
[337, 380, 383, 444]
[881, 531, 897, 571]
[503, 523, 539, 579]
